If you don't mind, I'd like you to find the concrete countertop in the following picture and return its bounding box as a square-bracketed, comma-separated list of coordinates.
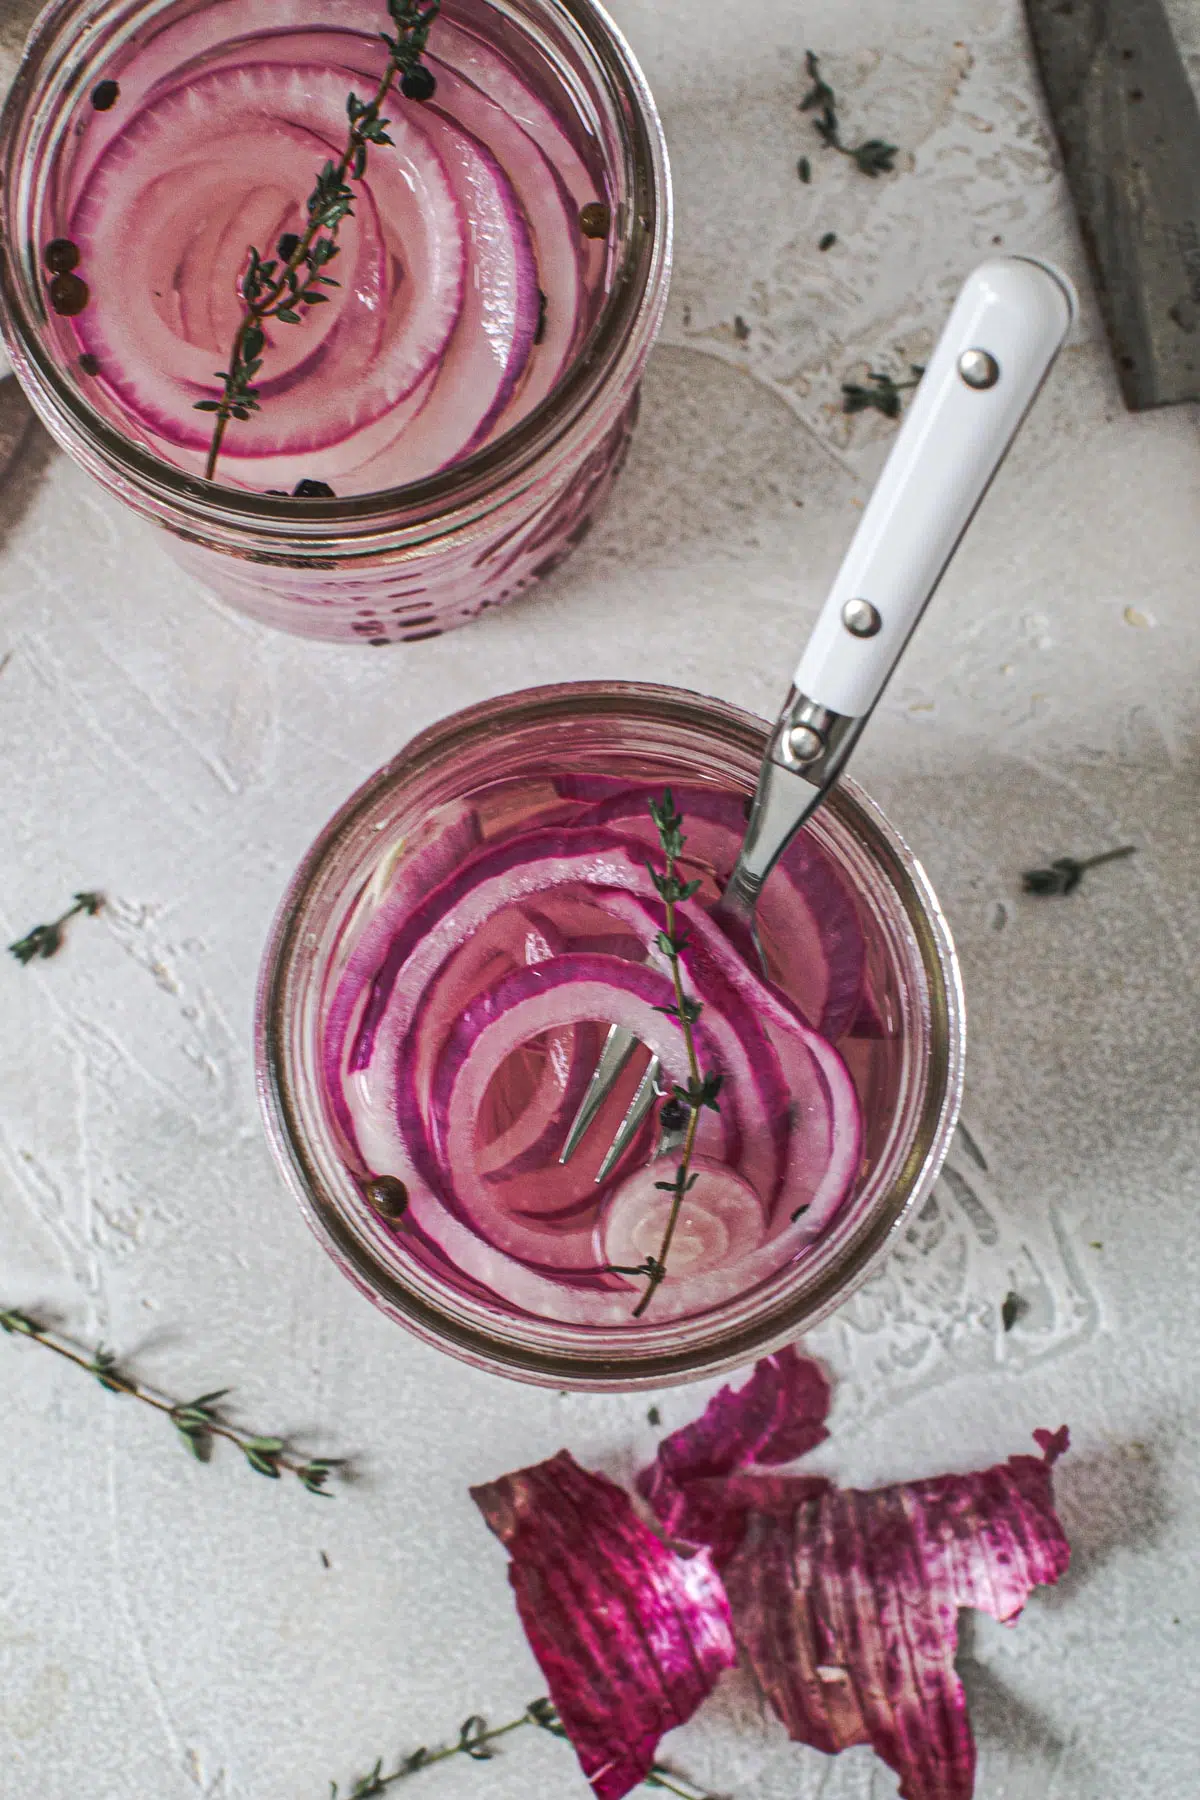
[1, 1, 1197, 1796]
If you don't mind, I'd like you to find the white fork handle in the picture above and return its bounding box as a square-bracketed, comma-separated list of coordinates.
[792, 257, 1074, 719]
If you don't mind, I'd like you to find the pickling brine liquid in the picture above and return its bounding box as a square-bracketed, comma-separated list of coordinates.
[44, 0, 614, 493]
[318, 767, 909, 1328]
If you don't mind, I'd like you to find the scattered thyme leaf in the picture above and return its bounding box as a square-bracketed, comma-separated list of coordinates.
[800, 51, 899, 179]
[797, 155, 812, 182]
[8, 891, 104, 965]
[1020, 846, 1136, 896]
[818, 231, 837, 251]
[841, 364, 923, 419]
[1001, 1291, 1021, 1332]
[733, 314, 750, 342]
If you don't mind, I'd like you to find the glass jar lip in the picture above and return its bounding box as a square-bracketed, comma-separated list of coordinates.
[0, 0, 672, 537]
[256, 680, 966, 1390]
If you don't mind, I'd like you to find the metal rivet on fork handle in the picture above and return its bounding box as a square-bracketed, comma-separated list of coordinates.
[841, 598, 882, 638]
[958, 347, 1000, 388]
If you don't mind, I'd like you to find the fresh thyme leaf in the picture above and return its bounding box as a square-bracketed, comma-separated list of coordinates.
[841, 364, 923, 419]
[90, 1345, 132, 1394]
[526, 1697, 566, 1736]
[0, 1309, 39, 1336]
[800, 51, 899, 180]
[818, 231, 837, 251]
[797, 155, 812, 182]
[851, 137, 898, 176]
[8, 891, 104, 965]
[1020, 846, 1135, 896]
[1001, 1291, 1022, 1332]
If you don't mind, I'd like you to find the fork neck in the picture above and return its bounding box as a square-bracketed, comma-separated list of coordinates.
[729, 687, 866, 903]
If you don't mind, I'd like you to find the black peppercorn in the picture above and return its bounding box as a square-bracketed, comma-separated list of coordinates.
[91, 79, 120, 111]
[363, 1176, 409, 1219]
[400, 64, 437, 101]
[48, 272, 89, 317]
[79, 353, 101, 376]
[292, 478, 336, 497]
[659, 1096, 689, 1133]
[44, 238, 80, 273]
[579, 201, 611, 240]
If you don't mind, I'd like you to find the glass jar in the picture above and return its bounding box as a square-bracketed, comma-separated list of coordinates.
[256, 682, 965, 1390]
[0, 0, 671, 643]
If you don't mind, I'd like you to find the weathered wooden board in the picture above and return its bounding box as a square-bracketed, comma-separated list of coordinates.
[1026, 0, 1200, 408]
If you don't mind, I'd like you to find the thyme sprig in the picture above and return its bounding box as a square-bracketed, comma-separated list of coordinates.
[8, 891, 103, 965]
[197, 0, 441, 482]
[801, 51, 898, 177]
[608, 793, 722, 1320]
[1020, 845, 1136, 895]
[328, 1698, 720, 1799]
[0, 1309, 343, 1494]
[842, 365, 924, 419]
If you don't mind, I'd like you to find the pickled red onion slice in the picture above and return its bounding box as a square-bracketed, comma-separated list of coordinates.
[323, 817, 864, 1323]
[341, 103, 539, 487]
[70, 61, 465, 457]
[600, 1155, 768, 1274]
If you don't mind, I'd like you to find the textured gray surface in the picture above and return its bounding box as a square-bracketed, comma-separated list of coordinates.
[1, 1, 1199, 1796]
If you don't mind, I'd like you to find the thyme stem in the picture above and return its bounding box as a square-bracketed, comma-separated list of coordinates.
[0, 1308, 343, 1493]
[327, 1699, 724, 1798]
[630, 793, 722, 1320]
[200, 1, 441, 482]
[1077, 845, 1137, 872]
[1020, 845, 1136, 896]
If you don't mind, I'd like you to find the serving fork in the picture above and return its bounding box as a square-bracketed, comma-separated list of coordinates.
[560, 256, 1076, 1180]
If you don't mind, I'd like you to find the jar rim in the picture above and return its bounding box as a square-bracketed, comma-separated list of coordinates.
[0, 0, 672, 540]
[256, 681, 966, 1390]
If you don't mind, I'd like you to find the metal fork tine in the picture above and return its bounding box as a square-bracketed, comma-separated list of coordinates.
[558, 1024, 640, 1164]
[594, 1055, 661, 1184]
